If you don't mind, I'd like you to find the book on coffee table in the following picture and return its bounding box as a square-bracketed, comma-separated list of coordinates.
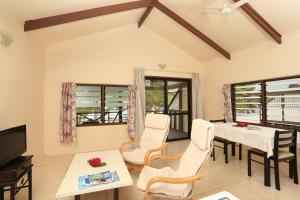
[78, 170, 120, 190]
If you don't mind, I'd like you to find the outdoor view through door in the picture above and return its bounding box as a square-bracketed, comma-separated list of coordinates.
[145, 77, 192, 141]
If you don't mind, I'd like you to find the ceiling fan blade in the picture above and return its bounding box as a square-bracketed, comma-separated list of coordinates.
[231, 0, 251, 9]
[200, 8, 221, 15]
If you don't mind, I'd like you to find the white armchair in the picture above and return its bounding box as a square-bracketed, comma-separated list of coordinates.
[119, 113, 170, 171]
[137, 119, 215, 200]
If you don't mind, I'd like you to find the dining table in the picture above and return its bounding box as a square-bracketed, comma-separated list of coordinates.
[214, 122, 284, 158]
[214, 122, 288, 187]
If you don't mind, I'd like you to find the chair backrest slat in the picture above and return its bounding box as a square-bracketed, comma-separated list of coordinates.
[278, 143, 295, 148]
[273, 129, 297, 159]
[210, 119, 226, 123]
[278, 135, 295, 141]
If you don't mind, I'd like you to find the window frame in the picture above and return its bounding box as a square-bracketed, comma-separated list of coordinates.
[231, 75, 300, 130]
[76, 83, 129, 127]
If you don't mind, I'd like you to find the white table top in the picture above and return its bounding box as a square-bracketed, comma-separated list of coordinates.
[215, 123, 284, 157]
[55, 150, 133, 199]
[199, 191, 240, 200]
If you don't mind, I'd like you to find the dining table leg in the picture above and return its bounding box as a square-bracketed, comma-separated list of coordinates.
[264, 157, 271, 187]
[231, 144, 236, 156]
[75, 195, 80, 200]
[239, 144, 242, 160]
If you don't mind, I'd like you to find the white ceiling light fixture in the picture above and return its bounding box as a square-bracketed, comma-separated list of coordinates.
[205, 0, 252, 16]
[158, 64, 167, 70]
[0, 30, 13, 47]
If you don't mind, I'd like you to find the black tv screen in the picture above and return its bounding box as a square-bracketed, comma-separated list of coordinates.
[0, 125, 27, 166]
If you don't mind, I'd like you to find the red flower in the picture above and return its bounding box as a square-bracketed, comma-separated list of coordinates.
[237, 121, 249, 127]
[88, 157, 102, 167]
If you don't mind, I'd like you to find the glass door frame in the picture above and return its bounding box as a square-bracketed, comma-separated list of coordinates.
[145, 76, 193, 141]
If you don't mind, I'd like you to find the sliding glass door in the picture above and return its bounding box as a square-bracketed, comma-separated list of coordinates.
[145, 77, 192, 141]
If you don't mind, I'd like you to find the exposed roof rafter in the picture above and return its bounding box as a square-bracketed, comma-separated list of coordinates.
[233, 0, 282, 44]
[154, 1, 231, 60]
[24, 0, 154, 31]
[24, 0, 231, 59]
[138, 6, 154, 28]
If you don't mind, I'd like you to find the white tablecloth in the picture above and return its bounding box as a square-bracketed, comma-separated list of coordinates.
[214, 123, 284, 157]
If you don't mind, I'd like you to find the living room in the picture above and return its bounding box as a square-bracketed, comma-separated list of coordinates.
[1, 0, 300, 200]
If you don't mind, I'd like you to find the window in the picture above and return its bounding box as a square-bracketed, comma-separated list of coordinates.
[145, 77, 192, 141]
[232, 75, 300, 128]
[76, 84, 128, 126]
[232, 82, 262, 124]
[266, 77, 300, 126]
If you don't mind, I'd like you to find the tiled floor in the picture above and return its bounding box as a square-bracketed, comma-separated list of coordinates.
[4, 140, 300, 200]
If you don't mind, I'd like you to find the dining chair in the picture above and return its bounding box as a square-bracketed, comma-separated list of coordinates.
[210, 119, 242, 163]
[137, 119, 215, 200]
[248, 129, 298, 190]
[119, 113, 170, 171]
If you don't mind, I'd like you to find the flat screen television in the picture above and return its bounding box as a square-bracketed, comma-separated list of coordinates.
[0, 125, 27, 166]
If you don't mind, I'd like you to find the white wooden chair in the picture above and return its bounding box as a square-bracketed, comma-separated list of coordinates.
[137, 119, 215, 200]
[119, 113, 170, 171]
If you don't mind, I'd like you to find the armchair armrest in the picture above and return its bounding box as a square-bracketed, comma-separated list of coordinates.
[144, 173, 203, 200]
[143, 143, 168, 166]
[119, 140, 138, 154]
[145, 152, 184, 166]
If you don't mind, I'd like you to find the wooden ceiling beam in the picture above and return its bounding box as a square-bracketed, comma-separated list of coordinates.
[154, 1, 230, 60]
[233, 0, 282, 44]
[138, 6, 154, 28]
[24, 0, 154, 31]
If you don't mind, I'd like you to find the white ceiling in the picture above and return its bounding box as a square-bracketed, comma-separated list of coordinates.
[3, 0, 300, 62]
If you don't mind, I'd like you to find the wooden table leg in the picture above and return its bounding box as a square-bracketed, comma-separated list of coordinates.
[0, 186, 4, 200]
[10, 184, 15, 200]
[114, 188, 119, 200]
[264, 157, 271, 187]
[75, 195, 80, 200]
[28, 168, 33, 200]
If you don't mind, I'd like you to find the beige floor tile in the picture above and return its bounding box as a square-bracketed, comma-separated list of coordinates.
[4, 141, 299, 200]
[33, 164, 69, 182]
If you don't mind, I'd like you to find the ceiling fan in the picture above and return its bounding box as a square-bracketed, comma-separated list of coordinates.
[205, 0, 252, 15]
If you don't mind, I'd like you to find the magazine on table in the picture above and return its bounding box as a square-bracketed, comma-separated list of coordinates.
[78, 170, 120, 190]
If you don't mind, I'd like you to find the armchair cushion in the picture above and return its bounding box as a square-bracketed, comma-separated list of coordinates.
[123, 148, 161, 165]
[123, 148, 147, 165]
[121, 114, 170, 166]
[191, 119, 214, 151]
[137, 166, 192, 198]
[145, 113, 169, 130]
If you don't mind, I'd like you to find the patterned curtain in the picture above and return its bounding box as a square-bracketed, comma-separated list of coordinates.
[222, 84, 233, 122]
[127, 85, 136, 139]
[134, 68, 145, 140]
[60, 82, 77, 143]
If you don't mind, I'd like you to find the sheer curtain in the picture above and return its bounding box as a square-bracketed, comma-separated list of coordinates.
[222, 84, 233, 122]
[134, 68, 145, 140]
[59, 82, 77, 143]
[192, 73, 204, 119]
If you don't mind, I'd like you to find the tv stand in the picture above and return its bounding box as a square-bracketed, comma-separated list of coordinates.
[0, 155, 33, 200]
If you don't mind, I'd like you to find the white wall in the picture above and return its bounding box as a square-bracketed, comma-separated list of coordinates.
[0, 8, 44, 161]
[44, 25, 203, 155]
[203, 31, 300, 120]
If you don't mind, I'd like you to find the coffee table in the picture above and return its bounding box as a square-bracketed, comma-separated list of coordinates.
[55, 150, 133, 200]
[199, 191, 240, 200]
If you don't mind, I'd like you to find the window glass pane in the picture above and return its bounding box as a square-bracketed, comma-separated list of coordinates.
[167, 81, 189, 140]
[105, 86, 128, 123]
[233, 83, 262, 124]
[266, 78, 300, 125]
[76, 85, 101, 125]
[145, 79, 165, 113]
